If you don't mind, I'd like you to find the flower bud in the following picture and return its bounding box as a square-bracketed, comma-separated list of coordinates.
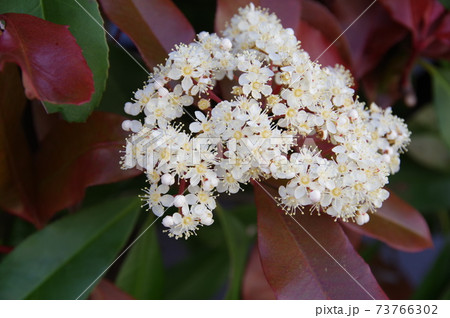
[121, 120, 132, 131]
[221, 38, 232, 51]
[173, 195, 186, 207]
[130, 120, 143, 133]
[162, 216, 174, 227]
[161, 174, 175, 186]
[309, 190, 321, 203]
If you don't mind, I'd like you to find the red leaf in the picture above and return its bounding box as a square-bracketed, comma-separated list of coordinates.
[380, 0, 445, 48]
[297, 0, 352, 69]
[0, 65, 139, 226]
[254, 182, 388, 300]
[422, 13, 450, 59]
[323, 0, 407, 79]
[99, 0, 195, 68]
[0, 13, 94, 105]
[215, 0, 301, 33]
[341, 191, 433, 252]
[33, 111, 141, 224]
[90, 280, 135, 300]
[242, 246, 276, 300]
[0, 64, 39, 225]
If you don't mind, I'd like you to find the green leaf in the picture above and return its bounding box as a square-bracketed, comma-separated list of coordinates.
[116, 215, 164, 300]
[0, 197, 140, 300]
[0, 0, 109, 122]
[439, 0, 450, 10]
[165, 249, 228, 299]
[98, 44, 148, 115]
[414, 241, 450, 299]
[389, 158, 450, 212]
[423, 61, 450, 149]
[216, 205, 250, 299]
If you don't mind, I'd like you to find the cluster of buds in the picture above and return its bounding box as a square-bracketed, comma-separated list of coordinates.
[121, 4, 410, 239]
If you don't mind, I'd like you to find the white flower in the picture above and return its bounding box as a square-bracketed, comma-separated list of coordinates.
[121, 3, 411, 239]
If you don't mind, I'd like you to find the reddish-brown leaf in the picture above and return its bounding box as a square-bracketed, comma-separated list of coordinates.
[0, 70, 140, 226]
[422, 13, 450, 59]
[380, 0, 445, 47]
[0, 13, 94, 105]
[297, 0, 352, 70]
[254, 182, 387, 300]
[242, 246, 276, 300]
[99, 0, 195, 68]
[215, 0, 301, 33]
[341, 191, 433, 252]
[323, 0, 407, 79]
[90, 280, 135, 300]
[0, 64, 39, 225]
[34, 111, 141, 224]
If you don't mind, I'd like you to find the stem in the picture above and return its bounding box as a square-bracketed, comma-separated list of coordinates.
[207, 90, 223, 103]
[178, 178, 187, 194]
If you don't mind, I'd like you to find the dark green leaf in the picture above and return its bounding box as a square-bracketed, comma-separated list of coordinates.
[439, 0, 450, 10]
[98, 44, 148, 115]
[423, 62, 450, 149]
[116, 215, 164, 299]
[165, 249, 228, 299]
[0, 197, 140, 300]
[0, 0, 109, 122]
[414, 241, 450, 299]
[389, 158, 450, 212]
[216, 205, 250, 299]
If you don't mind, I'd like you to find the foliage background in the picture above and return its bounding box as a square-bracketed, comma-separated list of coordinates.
[0, 0, 449, 299]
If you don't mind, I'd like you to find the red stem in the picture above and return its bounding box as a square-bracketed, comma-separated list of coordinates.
[207, 90, 223, 103]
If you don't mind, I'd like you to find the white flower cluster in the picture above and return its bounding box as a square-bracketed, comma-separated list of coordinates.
[121, 4, 410, 239]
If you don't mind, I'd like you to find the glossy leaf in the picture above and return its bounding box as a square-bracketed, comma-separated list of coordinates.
[242, 246, 276, 300]
[423, 62, 450, 149]
[297, 0, 352, 69]
[90, 280, 135, 300]
[0, 13, 94, 105]
[99, 0, 195, 68]
[215, 0, 301, 33]
[0, 89, 140, 226]
[0, 197, 140, 300]
[116, 216, 164, 300]
[254, 183, 387, 300]
[323, 0, 407, 79]
[216, 205, 249, 299]
[342, 192, 433, 252]
[34, 111, 141, 224]
[0, 0, 109, 122]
